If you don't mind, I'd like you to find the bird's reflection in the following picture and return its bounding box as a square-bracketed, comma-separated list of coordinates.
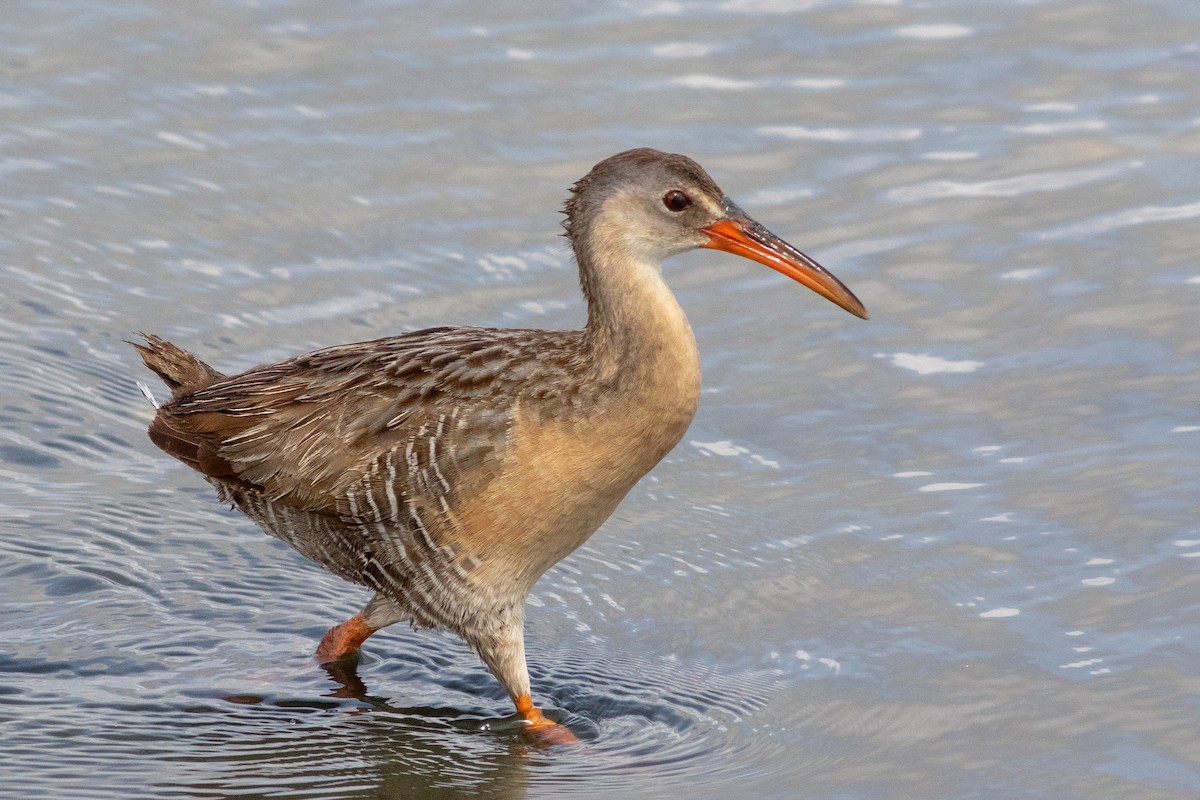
[319, 657, 371, 701]
[316, 656, 530, 735]
[204, 657, 535, 799]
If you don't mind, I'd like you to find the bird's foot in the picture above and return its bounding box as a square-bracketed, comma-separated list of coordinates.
[515, 694, 580, 747]
[314, 612, 375, 665]
[520, 717, 580, 747]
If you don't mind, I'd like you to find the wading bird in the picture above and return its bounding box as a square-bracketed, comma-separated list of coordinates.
[135, 148, 867, 746]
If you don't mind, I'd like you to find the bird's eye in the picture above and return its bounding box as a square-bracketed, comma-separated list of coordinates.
[662, 189, 691, 212]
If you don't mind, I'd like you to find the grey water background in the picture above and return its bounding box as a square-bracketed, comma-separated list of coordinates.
[2, 1, 1198, 797]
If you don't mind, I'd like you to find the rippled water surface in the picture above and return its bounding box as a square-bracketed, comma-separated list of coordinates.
[3, 1, 1199, 798]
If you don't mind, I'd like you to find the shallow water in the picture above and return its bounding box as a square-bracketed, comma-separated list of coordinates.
[2, 1, 1199, 798]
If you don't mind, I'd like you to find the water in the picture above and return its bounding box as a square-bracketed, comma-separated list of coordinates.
[2, 1, 1198, 797]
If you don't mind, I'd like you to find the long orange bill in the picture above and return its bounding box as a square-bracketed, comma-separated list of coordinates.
[702, 199, 869, 319]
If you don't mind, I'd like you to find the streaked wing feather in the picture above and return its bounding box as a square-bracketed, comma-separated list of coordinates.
[156, 326, 585, 626]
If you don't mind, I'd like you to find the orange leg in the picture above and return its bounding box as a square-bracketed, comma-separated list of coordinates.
[515, 693, 579, 747]
[315, 612, 377, 664]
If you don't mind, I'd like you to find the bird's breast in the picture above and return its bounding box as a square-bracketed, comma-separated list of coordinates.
[449, 352, 700, 592]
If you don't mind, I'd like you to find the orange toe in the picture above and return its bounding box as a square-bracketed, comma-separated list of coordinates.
[314, 612, 375, 664]
[515, 694, 579, 747]
[520, 719, 580, 747]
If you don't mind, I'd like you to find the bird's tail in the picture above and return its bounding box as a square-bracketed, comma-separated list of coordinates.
[130, 333, 226, 401]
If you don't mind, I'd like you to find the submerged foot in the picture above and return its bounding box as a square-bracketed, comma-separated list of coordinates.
[515, 694, 580, 747]
[314, 612, 376, 665]
[520, 718, 580, 748]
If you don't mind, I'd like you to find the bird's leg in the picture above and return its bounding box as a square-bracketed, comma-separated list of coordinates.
[315, 593, 406, 664]
[479, 615, 580, 746]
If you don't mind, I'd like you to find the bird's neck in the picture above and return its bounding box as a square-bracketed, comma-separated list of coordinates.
[576, 240, 701, 416]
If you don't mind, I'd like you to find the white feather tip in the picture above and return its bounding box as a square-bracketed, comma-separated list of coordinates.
[136, 380, 160, 409]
